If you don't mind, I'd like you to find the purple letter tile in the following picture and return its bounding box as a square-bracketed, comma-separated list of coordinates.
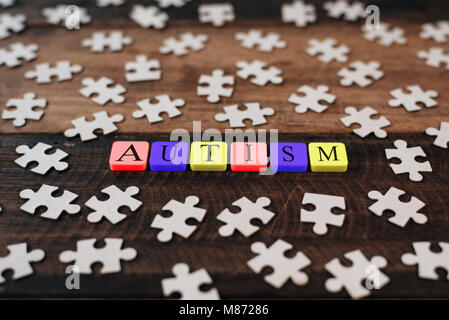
[150, 141, 188, 171]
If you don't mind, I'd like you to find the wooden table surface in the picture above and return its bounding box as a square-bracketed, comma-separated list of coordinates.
[0, 0, 448, 299]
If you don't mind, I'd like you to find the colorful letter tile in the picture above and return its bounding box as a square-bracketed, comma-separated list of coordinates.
[308, 142, 348, 172]
[150, 141, 188, 171]
[190, 142, 227, 171]
[231, 142, 267, 172]
[109, 141, 149, 171]
[270, 142, 308, 172]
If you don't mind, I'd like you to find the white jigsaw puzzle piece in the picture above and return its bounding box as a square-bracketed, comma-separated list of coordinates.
[368, 186, 427, 227]
[235, 30, 286, 52]
[59, 238, 137, 274]
[2, 92, 46, 127]
[323, 0, 366, 21]
[288, 85, 336, 114]
[426, 121, 449, 149]
[15, 142, 69, 175]
[306, 38, 349, 63]
[247, 239, 311, 289]
[401, 242, 449, 281]
[64, 110, 124, 141]
[159, 32, 208, 56]
[300, 192, 346, 235]
[0, 13, 26, 40]
[420, 21, 449, 43]
[82, 31, 133, 52]
[129, 5, 168, 29]
[417, 47, 449, 69]
[385, 139, 432, 182]
[0, 243, 45, 284]
[133, 94, 185, 123]
[281, 0, 316, 28]
[236, 60, 283, 86]
[198, 3, 235, 27]
[388, 85, 438, 112]
[151, 195, 206, 242]
[85, 185, 142, 224]
[42, 5, 91, 26]
[20, 184, 80, 220]
[340, 106, 390, 138]
[97, 0, 126, 7]
[215, 103, 275, 128]
[325, 249, 389, 299]
[362, 23, 407, 47]
[156, 0, 190, 8]
[0, 42, 38, 68]
[79, 77, 126, 105]
[338, 61, 384, 87]
[197, 69, 234, 103]
[125, 55, 161, 83]
[217, 196, 275, 237]
[25, 60, 82, 84]
[162, 263, 220, 300]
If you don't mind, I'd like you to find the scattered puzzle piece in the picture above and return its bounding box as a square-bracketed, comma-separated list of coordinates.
[323, 0, 366, 21]
[235, 30, 286, 52]
[217, 196, 275, 238]
[236, 60, 283, 86]
[288, 85, 336, 114]
[388, 85, 438, 112]
[82, 31, 133, 53]
[156, 0, 190, 8]
[215, 103, 275, 128]
[247, 239, 311, 289]
[85, 185, 142, 224]
[340, 106, 390, 139]
[2, 92, 47, 127]
[129, 5, 168, 29]
[0, 0, 14, 8]
[15, 142, 69, 175]
[59, 238, 137, 274]
[362, 23, 407, 47]
[20, 184, 80, 220]
[42, 5, 91, 26]
[385, 139, 432, 182]
[133, 95, 185, 123]
[368, 187, 427, 227]
[162, 263, 220, 300]
[325, 249, 389, 299]
[79, 77, 126, 105]
[0, 13, 26, 40]
[197, 69, 234, 103]
[420, 21, 449, 43]
[159, 32, 208, 56]
[306, 38, 349, 63]
[97, 0, 126, 7]
[64, 110, 124, 142]
[401, 242, 449, 281]
[426, 122, 449, 148]
[25, 61, 82, 84]
[198, 3, 235, 27]
[125, 55, 161, 83]
[300, 192, 346, 235]
[151, 195, 207, 242]
[0, 243, 45, 284]
[338, 61, 384, 87]
[0, 42, 38, 68]
[281, 0, 316, 28]
[417, 47, 449, 69]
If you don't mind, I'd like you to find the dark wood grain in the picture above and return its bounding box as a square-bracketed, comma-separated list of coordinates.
[0, 0, 448, 299]
[0, 133, 448, 299]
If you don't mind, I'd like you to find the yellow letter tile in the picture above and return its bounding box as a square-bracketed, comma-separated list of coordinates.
[308, 142, 348, 172]
[190, 142, 227, 171]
